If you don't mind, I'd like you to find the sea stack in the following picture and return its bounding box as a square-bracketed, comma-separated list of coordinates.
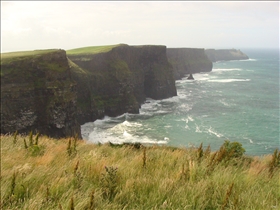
[187, 74, 194, 80]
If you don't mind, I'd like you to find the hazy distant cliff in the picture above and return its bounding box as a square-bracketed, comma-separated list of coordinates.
[166, 48, 213, 80]
[0, 50, 81, 138]
[205, 49, 249, 62]
[67, 44, 177, 125]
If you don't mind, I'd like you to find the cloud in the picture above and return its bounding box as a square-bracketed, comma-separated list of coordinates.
[1, 1, 279, 52]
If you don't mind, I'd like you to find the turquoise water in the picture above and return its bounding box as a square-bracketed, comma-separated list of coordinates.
[82, 49, 279, 156]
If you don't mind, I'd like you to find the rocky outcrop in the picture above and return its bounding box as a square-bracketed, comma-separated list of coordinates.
[67, 44, 177, 125]
[0, 49, 81, 138]
[167, 48, 213, 80]
[205, 49, 249, 62]
[187, 74, 194, 80]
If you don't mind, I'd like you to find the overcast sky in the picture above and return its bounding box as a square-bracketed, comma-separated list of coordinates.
[1, 1, 279, 53]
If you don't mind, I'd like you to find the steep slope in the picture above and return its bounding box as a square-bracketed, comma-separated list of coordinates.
[67, 44, 177, 125]
[166, 48, 213, 80]
[1, 49, 81, 138]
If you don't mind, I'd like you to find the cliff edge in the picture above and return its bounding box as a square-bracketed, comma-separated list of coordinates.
[67, 44, 177, 125]
[205, 49, 249, 62]
[166, 48, 213, 80]
[0, 49, 81, 138]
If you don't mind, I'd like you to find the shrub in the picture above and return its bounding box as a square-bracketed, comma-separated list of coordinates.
[222, 140, 245, 158]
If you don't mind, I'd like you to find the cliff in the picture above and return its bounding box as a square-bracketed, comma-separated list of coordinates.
[166, 48, 213, 80]
[0, 49, 81, 138]
[1, 45, 177, 138]
[205, 49, 249, 62]
[2, 44, 219, 138]
[67, 44, 177, 125]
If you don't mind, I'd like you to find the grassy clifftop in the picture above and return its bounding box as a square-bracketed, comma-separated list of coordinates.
[66, 44, 127, 56]
[0, 49, 69, 77]
[1, 134, 279, 209]
[1, 49, 59, 65]
[1, 49, 81, 138]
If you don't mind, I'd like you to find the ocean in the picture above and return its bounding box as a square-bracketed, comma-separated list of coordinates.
[81, 49, 279, 156]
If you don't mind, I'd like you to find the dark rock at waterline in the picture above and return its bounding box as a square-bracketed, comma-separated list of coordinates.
[187, 74, 194, 80]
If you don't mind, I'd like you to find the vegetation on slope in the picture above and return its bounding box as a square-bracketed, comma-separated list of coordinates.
[66, 44, 127, 56]
[0, 49, 59, 65]
[1, 133, 279, 210]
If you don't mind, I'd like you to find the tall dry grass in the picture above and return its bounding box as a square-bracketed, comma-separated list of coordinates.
[1, 134, 279, 209]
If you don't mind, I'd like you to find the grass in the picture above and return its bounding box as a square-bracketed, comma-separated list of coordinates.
[1, 134, 279, 209]
[0, 49, 59, 65]
[66, 44, 127, 56]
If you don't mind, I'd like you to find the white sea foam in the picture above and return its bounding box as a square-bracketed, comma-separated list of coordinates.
[87, 125, 168, 145]
[244, 137, 254, 144]
[122, 120, 142, 127]
[123, 130, 132, 137]
[212, 68, 242, 72]
[164, 125, 172, 128]
[208, 79, 250, 83]
[188, 116, 194, 121]
[193, 74, 211, 81]
[178, 103, 193, 112]
[195, 124, 202, 133]
[219, 99, 230, 106]
[207, 127, 223, 138]
[239, 58, 257, 61]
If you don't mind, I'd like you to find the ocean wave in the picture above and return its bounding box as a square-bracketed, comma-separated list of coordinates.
[195, 124, 202, 133]
[207, 127, 224, 138]
[177, 103, 193, 112]
[212, 68, 242, 72]
[87, 127, 168, 145]
[208, 79, 251, 83]
[244, 137, 254, 144]
[239, 58, 257, 61]
[192, 74, 211, 81]
[219, 99, 230, 106]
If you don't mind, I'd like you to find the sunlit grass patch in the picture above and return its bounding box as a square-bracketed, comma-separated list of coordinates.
[66, 44, 126, 56]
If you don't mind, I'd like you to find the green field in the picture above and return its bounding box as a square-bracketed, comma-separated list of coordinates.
[1, 134, 279, 209]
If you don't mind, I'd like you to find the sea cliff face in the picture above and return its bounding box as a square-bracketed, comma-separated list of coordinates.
[1, 44, 220, 138]
[166, 48, 213, 80]
[205, 49, 249, 62]
[67, 44, 177, 125]
[0, 50, 81, 138]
